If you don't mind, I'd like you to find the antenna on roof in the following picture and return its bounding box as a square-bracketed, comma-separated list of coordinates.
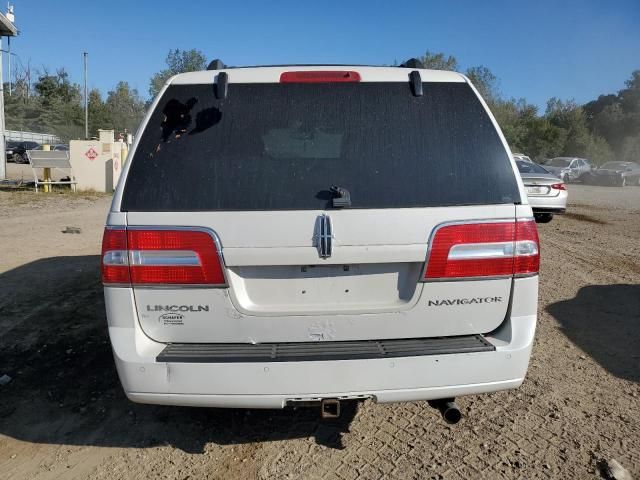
[207, 59, 226, 70]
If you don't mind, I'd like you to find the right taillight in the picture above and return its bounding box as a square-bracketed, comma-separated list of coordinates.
[101, 227, 226, 287]
[513, 219, 540, 275]
[550, 183, 566, 190]
[423, 219, 539, 281]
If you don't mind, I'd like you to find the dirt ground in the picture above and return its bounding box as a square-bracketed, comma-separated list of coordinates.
[0, 185, 638, 480]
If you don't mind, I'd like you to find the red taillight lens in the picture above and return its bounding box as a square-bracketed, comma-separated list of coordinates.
[513, 220, 540, 275]
[550, 183, 566, 190]
[279, 71, 361, 83]
[127, 230, 225, 285]
[423, 220, 539, 280]
[101, 228, 226, 286]
[101, 228, 130, 284]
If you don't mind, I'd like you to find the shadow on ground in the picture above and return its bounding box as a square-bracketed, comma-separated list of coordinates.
[547, 284, 640, 383]
[0, 255, 358, 453]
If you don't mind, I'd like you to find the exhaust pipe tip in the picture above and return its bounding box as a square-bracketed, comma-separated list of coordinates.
[428, 399, 462, 425]
[442, 403, 462, 424]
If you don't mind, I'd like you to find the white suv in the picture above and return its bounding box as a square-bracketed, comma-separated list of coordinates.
[102, 62, 539, 422]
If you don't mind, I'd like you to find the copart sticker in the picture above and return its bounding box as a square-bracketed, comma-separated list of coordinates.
[159, 313, 184, 325]
[145, 305, 210, 326]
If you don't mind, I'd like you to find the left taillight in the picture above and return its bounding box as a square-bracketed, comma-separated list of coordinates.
[101, 228, 130, 285]
[101, 228, 226, 286]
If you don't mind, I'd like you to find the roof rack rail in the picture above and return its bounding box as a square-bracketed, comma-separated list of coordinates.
[207, 59, 226, 70]
[399, 58, 424, 69]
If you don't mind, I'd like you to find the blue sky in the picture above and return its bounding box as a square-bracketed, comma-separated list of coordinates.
[5, 0, 640, 110]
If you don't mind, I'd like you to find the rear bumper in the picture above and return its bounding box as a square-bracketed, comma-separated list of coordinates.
[126, 380, 524, 408]
[527, 191, 568, 212]
[108, 311, 536, 408]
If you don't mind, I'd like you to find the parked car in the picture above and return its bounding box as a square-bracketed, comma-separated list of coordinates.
[516, 160, 567, 223]
[33, 144, 69, 152]
[512, 153, 534, 163]
[587, 161, 640, 187]
[544, 157, 591, 183]
[101, 63, 540, 421]
[5, 140, 40, 163]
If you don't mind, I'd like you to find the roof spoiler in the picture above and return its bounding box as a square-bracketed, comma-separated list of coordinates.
[206, 58, 424, 97]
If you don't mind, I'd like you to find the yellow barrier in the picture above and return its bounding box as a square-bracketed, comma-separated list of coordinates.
[42, 144, 51, 192]
[121, 143, 128, 167]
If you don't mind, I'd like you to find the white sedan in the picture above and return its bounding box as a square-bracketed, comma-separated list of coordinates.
[516, 160, 568, 223]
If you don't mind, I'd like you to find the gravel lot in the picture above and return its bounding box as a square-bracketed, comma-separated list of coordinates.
[0, 185, 638, 479]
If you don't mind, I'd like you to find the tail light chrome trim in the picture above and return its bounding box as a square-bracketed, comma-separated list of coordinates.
[102, 226, 228, 288]
[102, 249, 129, 266]
[128, 250, 201, 267]
[447, 241, 515, 261]
[421, 218, 539, 282]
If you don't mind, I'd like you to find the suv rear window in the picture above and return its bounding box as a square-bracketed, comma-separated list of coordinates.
[122, 81, 520, 211]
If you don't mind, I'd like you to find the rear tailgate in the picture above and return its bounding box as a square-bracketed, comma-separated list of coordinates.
[127, 205, 517, 343]
[113, 67, 526, 344]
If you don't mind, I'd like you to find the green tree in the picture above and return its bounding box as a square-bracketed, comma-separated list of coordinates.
[619, 70, 640, 114]
[5, 69, 146, 141]
[583, 71, 640, 158]
[413, 52, 499, 102]
[149, 49, 208, 98]
[465, 65, 499, 103]
[591, 103, 627, 149]
[491, 99, 527, 148]
[491, 98, 566, 160]
[34, 69, 81, 106]
[620, 135, 640, 162]
[418, 51, 458, 71]
[105, 81, 146, 134]
[88, 89, 110, 137]
[526, 118, 567, 161]
[584, 135, 614, 165]
[545, 98, 591, 156]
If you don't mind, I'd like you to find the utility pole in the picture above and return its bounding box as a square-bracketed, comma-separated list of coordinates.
[0, 7, 16, 181]
[7, 36, 10, 96]
[83, 52, 88, 139]
[0, 36, 5, 180]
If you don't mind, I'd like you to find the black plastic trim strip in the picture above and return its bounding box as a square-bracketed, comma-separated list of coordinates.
[156, 335, 495, 363]
[532, 207, 566, 214]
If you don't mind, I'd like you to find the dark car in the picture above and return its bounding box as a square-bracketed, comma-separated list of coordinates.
[588, 161, 640, 187]
[33, 143, 69, 152]
[5, 141, 40, 163]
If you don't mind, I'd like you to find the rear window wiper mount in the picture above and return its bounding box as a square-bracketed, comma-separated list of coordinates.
[330, 185, 351, 208]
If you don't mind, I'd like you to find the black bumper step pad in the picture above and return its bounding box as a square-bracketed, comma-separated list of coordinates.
[156, 335, 495, 363]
